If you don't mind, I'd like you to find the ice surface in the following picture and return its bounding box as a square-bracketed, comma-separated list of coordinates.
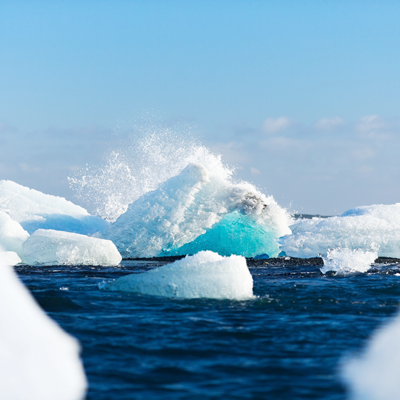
[0, 251, 22, 266]
[321, 248, 377, 275]
[105, 163, 291, 258]
[23, 229, 122, 266]
[101, 251, 254, 300]
[0, 180, 108, 235]
[0, 210, 29, 259]
[0, 251, 87, 400]
[281, 204, 400, 258]
[342, 311, 400, 400]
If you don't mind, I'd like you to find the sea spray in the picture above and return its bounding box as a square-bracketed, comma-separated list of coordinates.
[321, 248, 377, 275]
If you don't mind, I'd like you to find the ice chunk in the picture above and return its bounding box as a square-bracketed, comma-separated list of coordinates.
[23, 229, 122, 266]
[321, 248, 377, 275]
[0, 210, 29, 259]
[101, 251, 254, 300]
[0, 251, 22, 266]
[342, 311, 400, 400]
[281, 204, 400, 258]
[105, 163, 291, 258]
[0, 251, 87, 400]
[0, 180, 108, 235]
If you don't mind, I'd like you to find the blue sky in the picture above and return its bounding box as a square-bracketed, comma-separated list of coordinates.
[1, 1, 400, 214]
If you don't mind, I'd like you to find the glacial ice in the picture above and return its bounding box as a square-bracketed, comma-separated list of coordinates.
[23, 229, 122, 266]
[101, 251, 254, 300]
[321, 248, 377, 275]
[343, 310, 400, 400]
[105, 163, 291, 258]
[0, 251, 87, 400]
[0, 251, 22, 266]
[281, 204, 400, 258]
[0, 180, 108, 235]
[0, 211, 29, 259]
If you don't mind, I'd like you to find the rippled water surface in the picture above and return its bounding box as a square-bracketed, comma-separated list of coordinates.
[15, 260, 400, 400]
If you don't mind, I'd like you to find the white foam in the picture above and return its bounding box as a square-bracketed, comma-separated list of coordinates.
[343, 311, 400, 400]
[0, 251, 87, 400]
[0, 180, 108, 235]
[105, 163, 291, 258]
[0, 210, 29, 259]
[281, 204, 400, 258]
[101, 251, 254, 300]
[321, 248, 377, 275]
[23, 229, 122, 266]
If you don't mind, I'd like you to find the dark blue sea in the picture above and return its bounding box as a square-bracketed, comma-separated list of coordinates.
[15, 260, 400, 400]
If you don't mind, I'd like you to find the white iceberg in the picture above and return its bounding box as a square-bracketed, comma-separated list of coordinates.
[0, 180, 108, 235]
[0, 250, 22, 266]
[23, 229, 122, 266]
[0, 251, 87, 400]
[0, 210, 29, 259]
[281, 204, 400, 258]
[105, 163, 291, 258]
[101, 251, 254, 300]
[342, 311, 400, 400]
[321, 248, 377, 275]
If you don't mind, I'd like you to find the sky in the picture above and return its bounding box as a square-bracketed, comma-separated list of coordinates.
[1, 1, 400, 215]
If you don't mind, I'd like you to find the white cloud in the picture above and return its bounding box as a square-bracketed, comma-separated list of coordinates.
[357, 115, 386, 132]
[262, 117, 291, 134]
[250, 167, 260, 175]
[314, 117, 344, 130]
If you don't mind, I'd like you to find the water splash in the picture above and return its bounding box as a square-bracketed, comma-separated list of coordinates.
[69, 120, 231, 222]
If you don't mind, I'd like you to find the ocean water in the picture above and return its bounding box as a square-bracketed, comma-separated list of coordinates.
[15, 259, 400, 400]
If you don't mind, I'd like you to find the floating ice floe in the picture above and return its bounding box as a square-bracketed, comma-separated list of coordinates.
[281, 204, 400, 258]
[321, 248, 377, 275]
[0, 180, 108, 235]
[342, 311, 400, 400]
[23, 229, 122, 266]
[0, 251, 87, 400]
[0, 210, 29, 259]
[101, 251, 254, 300]
[105, 163, 291, 258]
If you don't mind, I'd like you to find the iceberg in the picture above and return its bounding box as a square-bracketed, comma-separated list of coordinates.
[0, 210, 29, 259]
[23, 229, 122, 266]
[105, 163, 291, 258]
[0, 251, 22, 266]
[281, 204, 400, 258]
[342, 311, 400, 400]
[0, 180, 108, 235]
[0, 251, 87, 400]
[101, 251, 254, 300]
[321, 248, 377, 275]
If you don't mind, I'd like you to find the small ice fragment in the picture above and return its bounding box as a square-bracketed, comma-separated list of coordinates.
[342, 311, 400, 400]
[0, 251, 87, 400]
[0, 211, 29, 260]
[23, 229, 122, 266]
[101, 250, 254, 300]
[321, 248, 377, 275]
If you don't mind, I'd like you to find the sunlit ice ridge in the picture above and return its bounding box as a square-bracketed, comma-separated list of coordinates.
[69, 122, 292, 258]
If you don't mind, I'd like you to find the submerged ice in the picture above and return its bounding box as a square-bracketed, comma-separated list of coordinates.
[0, 180, 108, 235]
[0, 251, 87, 400]
[101, 251, 254, 300]
[281, 204, 400, 258]
[23, 229, 122, 266]
[105, 163, 290, 258]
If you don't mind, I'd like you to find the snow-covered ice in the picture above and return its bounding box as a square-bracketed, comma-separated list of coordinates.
[0, 251, 87, 400]
[0, 210, 29, 259]
[23, 229, 122, 266]
[321, 248, 377, 275]
[101, 251, 254, 300]
[342, 310, 400, 400]
[0, 180, 108, 235]
[105, 163, 291, 258]
[281, 204, 400, 258]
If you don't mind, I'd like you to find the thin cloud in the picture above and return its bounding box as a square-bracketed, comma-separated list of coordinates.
[314, 117, 344, 130]
[262, 117, 291, 134]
